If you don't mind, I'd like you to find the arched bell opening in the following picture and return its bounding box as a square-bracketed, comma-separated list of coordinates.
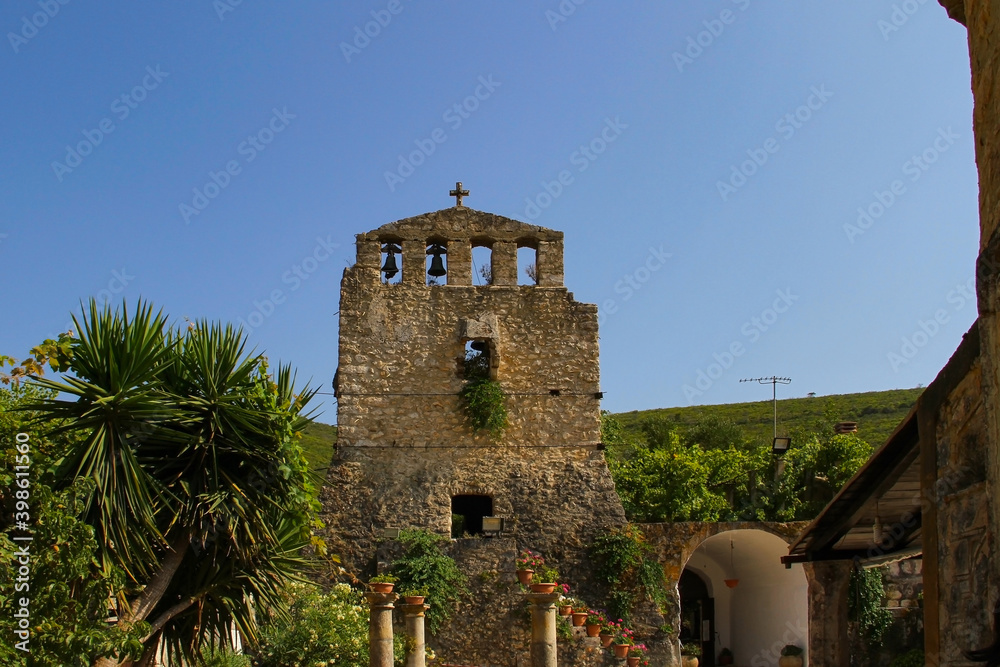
[380, 239, 403, 285]
[426, 239, 448, 285]
[471, 239, 493, 286]
[451, 494, 493, 538]
[517, 239, 538, 285]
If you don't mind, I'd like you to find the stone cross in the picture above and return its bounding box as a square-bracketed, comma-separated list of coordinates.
[450, 182, 469, 207]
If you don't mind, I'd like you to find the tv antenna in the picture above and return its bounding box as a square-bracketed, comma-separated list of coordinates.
[740, 376, 792, 452]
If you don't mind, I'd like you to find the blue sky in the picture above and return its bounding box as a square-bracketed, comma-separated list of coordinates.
[0, 1, 979, 425]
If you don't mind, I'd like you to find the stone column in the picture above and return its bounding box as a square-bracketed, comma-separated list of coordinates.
[365, 592, 398, 667]
[526, 591, 560, 667]
[401, 603, 430, 667]
[803, 561, 851, 667]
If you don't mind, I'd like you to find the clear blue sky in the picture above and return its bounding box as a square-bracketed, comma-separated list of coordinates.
[0, 1, 979, 425]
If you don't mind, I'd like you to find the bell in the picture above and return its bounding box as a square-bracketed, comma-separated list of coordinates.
[380, 243, 401, 280]
[427, 243, 447, 278]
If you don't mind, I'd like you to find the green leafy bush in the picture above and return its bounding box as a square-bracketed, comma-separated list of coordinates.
[889, 649, 924, 667]
[590, 525, 667, 624]
[459, 377, 508, 440]
[390, 529, 468, 634]
[848, 566, 892, 647]
[251, 582, 402, 667]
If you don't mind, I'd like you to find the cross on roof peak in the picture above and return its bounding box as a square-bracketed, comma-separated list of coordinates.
[449, 181, 469, 207]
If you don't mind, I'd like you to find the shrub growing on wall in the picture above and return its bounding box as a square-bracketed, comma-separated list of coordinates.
[390, 529, 469, 634]
[590, 525, 669, 625]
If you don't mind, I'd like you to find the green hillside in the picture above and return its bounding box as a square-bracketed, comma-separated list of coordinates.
[612, 387, 923, 450]
[300, 421, 337, 476]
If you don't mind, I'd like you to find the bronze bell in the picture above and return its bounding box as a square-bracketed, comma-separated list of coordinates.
[381, 243, 401, 279]
[427, 243, 447, 278]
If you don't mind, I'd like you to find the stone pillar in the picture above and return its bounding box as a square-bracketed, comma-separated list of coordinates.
[401, 603, 430, 667]
[536, 240, 564, 287]
[365, 592, 397, 667]
[492, 240, 518, 286]
[448, 240, 472, 286]
[803, 561, 851, 667]
[526, 591, 560, 667]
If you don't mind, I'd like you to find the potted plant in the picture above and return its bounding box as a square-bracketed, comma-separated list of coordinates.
[586, 609, 605, 637]
[612, 625, 635, 658]
[558, 585, 573, 615]
[779, 645, 804, 667]
[627, 643, 648, 667]
[570, 601, 588, 627]
[719, 648, 734, 666]
[516, 550, 544, 585]
[400, 586, 428, 605]
[368, 573, 398, 594]
[681, 642, 702, 667]
[529, 565, 559, 594]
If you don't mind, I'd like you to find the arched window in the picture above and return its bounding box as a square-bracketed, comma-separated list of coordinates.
[517, 241, 538, 285]
[471, 240, 493, 286]
[380, 241, 402, 284]
[426, 241, 448, 285]
[451, 495, 493, 537]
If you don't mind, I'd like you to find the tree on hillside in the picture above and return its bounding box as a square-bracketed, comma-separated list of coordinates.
[16, 300, 323, 666]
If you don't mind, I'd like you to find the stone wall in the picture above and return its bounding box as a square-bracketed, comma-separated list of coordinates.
[849, 558, 924, 667]
[926, 347, 991, 664]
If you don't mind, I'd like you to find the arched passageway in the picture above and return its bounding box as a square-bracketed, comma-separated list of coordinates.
[681, 530, 808, 667]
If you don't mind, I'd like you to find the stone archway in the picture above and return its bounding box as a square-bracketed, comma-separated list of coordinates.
[682, 530, 809, 667]
[642, 521, 811, 667]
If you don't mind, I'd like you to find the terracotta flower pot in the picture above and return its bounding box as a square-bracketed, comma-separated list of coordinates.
[586, 623, 601, 637]
[571, 611, 588, 626]
[559, 605, 572, 616]
[682, 656, 700, 667]
[779, 656, 803, 667]
[613, 644, 630, 658]
[599, 633, 613, 648]
[369, 582, 394, 594]
[516, 569, 534, 586]
[404, 596, 425, 605]
[627, 657, 641, 667]
[529, 583, 557, 594]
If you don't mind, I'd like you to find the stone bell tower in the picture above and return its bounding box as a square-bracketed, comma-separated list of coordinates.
[321, 189, 626, 593]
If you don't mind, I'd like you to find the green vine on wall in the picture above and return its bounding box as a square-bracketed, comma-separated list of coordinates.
[590, 525, 669, 625]
[459, 377, 509, 440]
[848, 565, 892, 647]
[389, 529, 469, 635]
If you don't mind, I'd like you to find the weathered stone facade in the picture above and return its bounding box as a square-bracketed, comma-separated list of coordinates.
[920, 330, 992, 665]
[320, 206, 627, 665]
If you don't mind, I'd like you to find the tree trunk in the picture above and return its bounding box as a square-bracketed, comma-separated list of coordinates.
[92, 532, 190, 667]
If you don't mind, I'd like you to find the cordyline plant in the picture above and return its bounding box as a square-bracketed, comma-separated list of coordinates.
[17, 299, 324, 666]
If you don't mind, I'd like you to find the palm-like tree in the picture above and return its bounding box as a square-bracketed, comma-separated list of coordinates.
[29, 300, 319, 666]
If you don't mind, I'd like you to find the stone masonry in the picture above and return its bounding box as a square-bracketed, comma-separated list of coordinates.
[320, 206, 627, 665]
